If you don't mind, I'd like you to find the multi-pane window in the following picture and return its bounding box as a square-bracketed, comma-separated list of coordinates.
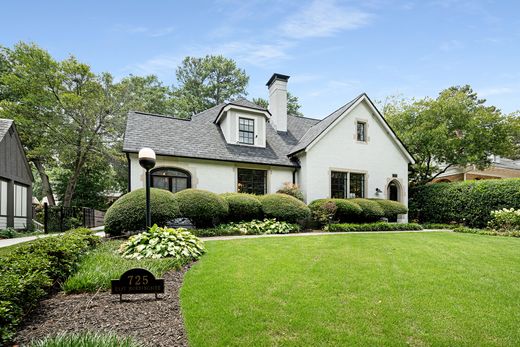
[349, 173, 365, 198]
[356, 121, 366, 142]
[239, 117, 255, 144]
[151, 168, 191, 193]
[0, 180, 7, 229]
[237, 168, 266, 195]
[331, 171, 365, 198]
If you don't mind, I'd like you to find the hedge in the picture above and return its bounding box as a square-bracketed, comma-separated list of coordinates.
[0, 229, 100, 345]
[173, 189, 229, 227]
[409, 178, 520, 227]
[104, 188, 180, 236]
[259, 193, 311, 223]
[308, 199, 362, 224]
[328, 222, 423, 232]
[350, 198, 385, 222]
[220, 193, 262, 222]
[370, 199, 408, 219]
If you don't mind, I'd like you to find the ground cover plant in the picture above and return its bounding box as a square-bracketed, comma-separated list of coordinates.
[119, 225, 206, 260]
[28, 331, 140, 347]
[218, 218, 300, 235]
[181, 232, 520, 346]
[63, 240, 186, 293]
[104, 188, 180, 236]
[453, 226, 520, 238]
[328, 222, 422, 232]
[0, 229, 100, 344]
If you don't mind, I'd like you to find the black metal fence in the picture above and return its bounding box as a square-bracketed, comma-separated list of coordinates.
[38, 203, 105, 233]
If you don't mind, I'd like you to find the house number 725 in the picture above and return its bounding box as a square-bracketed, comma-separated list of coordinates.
[128, 275, 149, 285]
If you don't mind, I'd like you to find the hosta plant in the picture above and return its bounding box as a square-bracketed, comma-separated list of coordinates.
[119, 225, 206, 261]
[218, 218, 300, 235]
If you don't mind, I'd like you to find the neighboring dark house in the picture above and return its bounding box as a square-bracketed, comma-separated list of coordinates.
[0, 119, 33, 229]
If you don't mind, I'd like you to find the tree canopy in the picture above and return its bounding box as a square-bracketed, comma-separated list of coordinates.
[383, 86, 517, 185]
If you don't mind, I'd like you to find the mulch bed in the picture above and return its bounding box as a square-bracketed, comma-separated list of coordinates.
[14, 265, 191, 347]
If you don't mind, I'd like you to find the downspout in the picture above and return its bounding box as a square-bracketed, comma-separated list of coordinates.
[126, 152, 131, 193]
[292, 169, 297, 185]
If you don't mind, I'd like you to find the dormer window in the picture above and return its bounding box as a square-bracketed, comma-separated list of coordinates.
[239, 117, 255, 145]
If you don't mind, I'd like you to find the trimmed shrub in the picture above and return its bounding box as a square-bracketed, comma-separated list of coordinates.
[0, 229, 99, 345]
[259, 193, 311, 223]
[276, 182, 304, 201]
[220, 193, 262, 222]
[410, 178, 520, 227]
[350, 198, 385, 222]
[104, 188, 180, 236]
[421, 223, 459, 230]
[488, 208, 520, 231]
[328, 222, 423, 232]
[370, 199, 408, 219]
[174, 189, 229, 227]
[309, 199, 362, 225]
[119, 224, 206, 260]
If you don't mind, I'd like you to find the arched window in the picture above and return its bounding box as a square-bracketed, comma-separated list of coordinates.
[387, 180, 400, 202]
[151, 168, 191, 193]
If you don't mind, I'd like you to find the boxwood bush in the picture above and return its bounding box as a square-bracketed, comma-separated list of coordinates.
[0, 229, 100, 345]
[259, 193, 311, 223]
[309, 199, 362, 224]
[104, 188, 180, 236]
[409, 178, 520, 227]
[350, 198, 385, 222]
[220, 193, 262, 222]
[174, 189, 229, 227]
[370, 199, 408, 219]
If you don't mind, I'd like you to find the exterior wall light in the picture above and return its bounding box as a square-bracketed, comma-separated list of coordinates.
[375, 188, 383, 195]
[138, 148, 156, 228]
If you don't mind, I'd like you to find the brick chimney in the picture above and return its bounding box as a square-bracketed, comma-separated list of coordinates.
[266, 73, 290, 132]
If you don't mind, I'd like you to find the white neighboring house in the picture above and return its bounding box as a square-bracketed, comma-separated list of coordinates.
[123, 73, 415, 222]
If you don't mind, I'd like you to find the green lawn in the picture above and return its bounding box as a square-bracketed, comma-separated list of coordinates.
[181, 232, 520, 346]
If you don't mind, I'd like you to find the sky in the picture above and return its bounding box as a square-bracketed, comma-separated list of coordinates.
[1, 0, 519, 118]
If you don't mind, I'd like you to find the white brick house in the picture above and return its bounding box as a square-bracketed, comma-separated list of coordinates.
[123, 74, 414, 221]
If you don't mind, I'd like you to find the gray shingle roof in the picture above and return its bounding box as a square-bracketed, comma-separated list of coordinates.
[0, 119, 13, 140]
[123, 101, 319, 167]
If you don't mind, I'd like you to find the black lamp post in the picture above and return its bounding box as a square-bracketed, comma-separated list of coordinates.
[138, 148, 156, 228]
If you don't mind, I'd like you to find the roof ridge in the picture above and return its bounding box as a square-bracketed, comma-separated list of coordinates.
[130, 110, 191, 121]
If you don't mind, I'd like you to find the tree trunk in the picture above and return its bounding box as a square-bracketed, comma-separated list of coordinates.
[32, 158, 56, 206]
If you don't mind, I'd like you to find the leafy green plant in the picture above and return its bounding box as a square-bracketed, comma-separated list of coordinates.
[453, 226, 520, 237]
[309, 199, 362, 225]
[409, 178, 520, 227]
[488, 208, 520, 231]
[119, 225, 206, 260]
[350, 198, 385, 222]
[276, 182, 305, 201]
[218, 218, 300, 235]
[104, 188, 180, 236]
[173, 189, 229, 227]
[220, 193, 262, 222]
[0, 228, 17, 239]
[328, 222, 423, 232]
[370, 199, 408, 219]
[259, 193, 311, 223]
[0, 228, 99, 345]
[309, 200, 338, 226]
[421, 223, 459, 230]
[29, 331, 140, 347]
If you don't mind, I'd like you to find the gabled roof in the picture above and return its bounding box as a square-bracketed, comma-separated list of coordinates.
[214, 98, 271, 124]
[123, 101, 319, 167]
[287, 94, 415, 163]
[0, 119, 14, 140]
[123, 94, 414, 167]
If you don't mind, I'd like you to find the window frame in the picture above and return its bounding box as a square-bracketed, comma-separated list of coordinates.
[356, 121, 367, 142]
[238, 117, 255, 145]
[150, 167, 192, 193]
[330, 170, 366, 199]
[237, 168, 267, 195]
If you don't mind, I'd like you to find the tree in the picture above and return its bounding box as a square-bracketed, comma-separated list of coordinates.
[383, 86, 514, 185]
[252, 92, 303, 116]
[173, 55, 249, 117]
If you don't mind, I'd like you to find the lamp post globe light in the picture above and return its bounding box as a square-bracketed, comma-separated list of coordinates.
[138, 148, 156, 228]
